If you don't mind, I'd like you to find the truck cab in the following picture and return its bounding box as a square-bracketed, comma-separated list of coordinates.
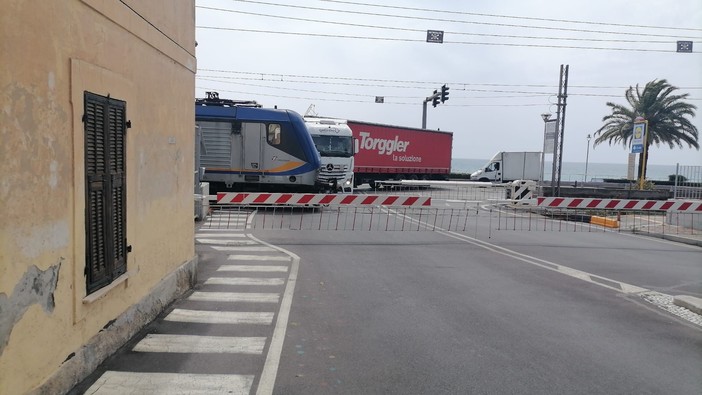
[304, 117, 357, 192]
[471, 156, 502, 182]
[471, 151, 542, 183]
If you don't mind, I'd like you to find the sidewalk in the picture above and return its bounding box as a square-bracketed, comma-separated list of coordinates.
[69, 214, 295, 394]
[617, 214, 702, 247]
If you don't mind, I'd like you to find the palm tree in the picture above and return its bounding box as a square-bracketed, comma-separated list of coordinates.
[593, 79, 698, 179]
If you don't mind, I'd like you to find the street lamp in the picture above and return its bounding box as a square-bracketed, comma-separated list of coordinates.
[585, 134, 591, 182]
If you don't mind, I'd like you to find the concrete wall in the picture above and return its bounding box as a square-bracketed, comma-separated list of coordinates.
[0, 1, 196, 393]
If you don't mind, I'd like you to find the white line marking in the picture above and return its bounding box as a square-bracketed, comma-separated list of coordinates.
[189, 291, 279, 303]
[252, 235, 299, 395]
[213, 246, 276, 252]
[228, 254, 290, 261]
[194, 233, 247, 238]
[387, 207, 651, 294]
[196, 228, 247, 232]
[132, 334, 265, 354]
[205, 277, 285, 286]
[218, 265, 289, 272]
[84, 371, 253, 395]
[165, 309, 274, 325]
[197, 239, 258, 245]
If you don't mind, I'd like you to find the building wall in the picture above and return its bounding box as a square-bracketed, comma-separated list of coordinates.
[0, 1, 196, 393]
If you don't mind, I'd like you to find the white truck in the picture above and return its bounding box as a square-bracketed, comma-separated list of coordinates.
[470, 151, 542, 182]
[304, 117, 356, 192]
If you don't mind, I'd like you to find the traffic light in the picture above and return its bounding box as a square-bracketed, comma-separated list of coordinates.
[432, 90, 439, 107]
[440, 84, 449, 103]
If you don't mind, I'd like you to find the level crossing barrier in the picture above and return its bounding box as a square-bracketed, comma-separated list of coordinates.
[198, 190, 700, 238]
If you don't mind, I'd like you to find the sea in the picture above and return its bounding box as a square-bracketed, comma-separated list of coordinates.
[452, 158, 681, 182]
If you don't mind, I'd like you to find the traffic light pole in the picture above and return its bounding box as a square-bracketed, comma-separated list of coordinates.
[421, 90, 441, 129]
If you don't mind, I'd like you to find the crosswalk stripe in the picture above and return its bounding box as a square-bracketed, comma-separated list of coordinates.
[189, 291, 279, 303]
[165, 309, 274, 325]
[196, 228, 247, 232]
[84, 371, 253, 395]
[212, 246, 275, 252]
[132, 334, 266, 354]
[197, 239, 258, 245]
[227, 254, 291, 261]
[194, 233, 247, 238]
[218, 265, 288, 272]
[205, 277, 285, 286]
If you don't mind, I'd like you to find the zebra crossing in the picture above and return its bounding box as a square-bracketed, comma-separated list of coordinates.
[82, 216, 298, 395]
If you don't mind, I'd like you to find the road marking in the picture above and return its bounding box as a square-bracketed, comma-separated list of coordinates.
[165, 309, 274, 325]
[205, 277, 285, 286]
[250, 234, 300, 395]
[228, 254, 291, 261]
[84, 371, 253, 395]
[194, 233, 247, 238]
[196, 228, 248, 231]
[132, 334, 265, 354]
[387, 207, 650, 295]
[218, 265, 289, 272]
[212, 246, 276, 252]
[197, 239, 258, 245]
[188, 291, 280, 303]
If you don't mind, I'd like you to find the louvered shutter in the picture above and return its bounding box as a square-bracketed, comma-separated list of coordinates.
[84, 92, 127, 294]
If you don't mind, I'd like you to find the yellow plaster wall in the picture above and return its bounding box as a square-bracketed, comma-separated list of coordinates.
[0, 1, 196, 393]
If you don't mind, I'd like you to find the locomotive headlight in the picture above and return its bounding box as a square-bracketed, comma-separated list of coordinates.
[289, 176, 297, 182]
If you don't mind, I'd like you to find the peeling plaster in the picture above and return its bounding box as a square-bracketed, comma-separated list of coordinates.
[0, 261, 61, 356]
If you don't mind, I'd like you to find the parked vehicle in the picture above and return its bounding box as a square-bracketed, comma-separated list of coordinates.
[304, 117, 356, 192]
[195, 92, 322, 192]
[470, 151, 542, 182]
[346, 120, 453, 188]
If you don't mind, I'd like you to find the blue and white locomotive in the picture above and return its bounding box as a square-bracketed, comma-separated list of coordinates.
[196, 92, 322, 192]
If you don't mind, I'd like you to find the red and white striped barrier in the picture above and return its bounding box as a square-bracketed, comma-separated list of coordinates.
[533, 197, 702, 212]
[215, 193, 432, 207]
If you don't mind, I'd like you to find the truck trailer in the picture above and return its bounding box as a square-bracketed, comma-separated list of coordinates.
[470, 151, 542, 183]
[346, 120, 453, 188]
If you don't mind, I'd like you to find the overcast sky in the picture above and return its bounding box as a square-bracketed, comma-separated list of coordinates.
[195, 0, 702, 165]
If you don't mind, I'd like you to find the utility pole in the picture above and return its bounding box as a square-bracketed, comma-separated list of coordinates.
[551, 65, 569, 197]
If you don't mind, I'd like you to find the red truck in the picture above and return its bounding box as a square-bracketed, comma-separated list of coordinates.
[346, 120, 453, 188]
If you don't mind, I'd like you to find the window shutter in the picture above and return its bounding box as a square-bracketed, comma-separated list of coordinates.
[84, 92, 128, 294]
[108, 103, 127, 278]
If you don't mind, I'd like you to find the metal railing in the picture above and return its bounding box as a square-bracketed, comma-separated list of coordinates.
[673, 164, 702, 200]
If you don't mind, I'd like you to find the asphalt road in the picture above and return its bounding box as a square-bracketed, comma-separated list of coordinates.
[256, 222, 702, 394]
[70, 201, 702, 394]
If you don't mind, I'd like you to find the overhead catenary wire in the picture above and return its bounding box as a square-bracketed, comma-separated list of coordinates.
[197, 77, 556, 99]
[197, 86, 550, 106]
[197, 69, 702, 91]
[197, 26, 699, 53]
[216, 0, 702, 40]
[320, 0, 702, 32]
[197, 77, 701, 101]
[196, 6, 681, 45]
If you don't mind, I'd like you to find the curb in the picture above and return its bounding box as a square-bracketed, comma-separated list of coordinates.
[673, 295, 702, 315]
[631, 231, 702, 248]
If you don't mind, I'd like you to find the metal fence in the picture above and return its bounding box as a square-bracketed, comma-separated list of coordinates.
[673, 164, 702, 200]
